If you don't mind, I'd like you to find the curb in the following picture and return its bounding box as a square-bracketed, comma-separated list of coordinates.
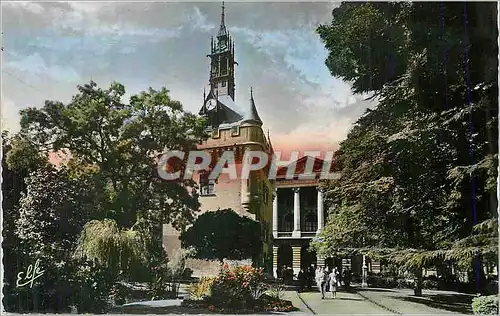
[354, 290, 402, 315]
[296, 292, 317, 315]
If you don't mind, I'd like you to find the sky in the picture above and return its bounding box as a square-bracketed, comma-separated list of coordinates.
[2, 1, 377, 157]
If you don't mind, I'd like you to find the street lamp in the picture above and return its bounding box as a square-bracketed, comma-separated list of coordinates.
[362, 237, 368, 288]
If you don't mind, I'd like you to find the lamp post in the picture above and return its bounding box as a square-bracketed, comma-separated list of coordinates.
[362, 237, 368, 288]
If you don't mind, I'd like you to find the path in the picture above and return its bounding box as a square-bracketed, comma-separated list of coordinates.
[355, 287, 473, 315]
[297, 290, 391, 315]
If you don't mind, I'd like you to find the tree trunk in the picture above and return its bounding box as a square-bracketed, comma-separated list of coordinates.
[413, 267, 423, 297]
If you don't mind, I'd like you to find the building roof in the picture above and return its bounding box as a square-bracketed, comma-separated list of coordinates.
[241, 89, 262, 126]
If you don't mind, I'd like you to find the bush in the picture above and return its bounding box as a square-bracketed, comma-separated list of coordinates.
[209, 264, 265, 308]
[183, 264, 298, 313]
[71, 260, 116, 313]
[109, 283, 128, 306]
[266, 279, 286, 301]
[188, 277, 216, 300]
[472, 295, 499, 315]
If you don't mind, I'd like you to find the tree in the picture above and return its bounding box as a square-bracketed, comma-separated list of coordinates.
[13, 165, 97, 312]
[180, 209, 262, 263]
[5, 80, 208, 311]
[2, 131, 51, 311]
[311, 2, 497, 296]
[16, 81, 206, 269]
[19, 80, 206, 230]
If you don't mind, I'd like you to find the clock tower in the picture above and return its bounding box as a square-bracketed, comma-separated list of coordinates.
[199, 2, 240, 128]
[208, 2, 236, 100]
[165, 2, 274, 277]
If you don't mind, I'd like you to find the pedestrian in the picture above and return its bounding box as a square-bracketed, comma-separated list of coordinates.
[329, 268, 338, 299]
[307, 265, 315, 290]
[321, 267, 329, 299]
[298, 268, 305, 292]
[315, 267, 324, 297]
[343, 268, 351, 290]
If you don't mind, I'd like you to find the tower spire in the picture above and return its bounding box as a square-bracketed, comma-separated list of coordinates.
[218, 1, 227, 37]
[221, 1, 225, 27]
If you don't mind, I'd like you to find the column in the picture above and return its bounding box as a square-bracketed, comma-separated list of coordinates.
[362, 255, 368, 287]
[272, 246, 279, 278]
[316, 187, 324, 234]
[316, 256, 325, 270]
[292, 246, 301, 276]
[292, 187, 301, 237]
[272, 188, 278, 238]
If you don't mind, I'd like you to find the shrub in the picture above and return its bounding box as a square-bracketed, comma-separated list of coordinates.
[266, 279, 286, 301]
[472, 295, 499, 315]
[188, 277, 216, 300]
[109, 283, 128, 306]
[71, 260, 116, 313]
[150, 263, 169, 300]
[209, 264, 265, 308]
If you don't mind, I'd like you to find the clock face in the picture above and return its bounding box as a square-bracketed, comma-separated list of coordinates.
[206, 99, 217, 110]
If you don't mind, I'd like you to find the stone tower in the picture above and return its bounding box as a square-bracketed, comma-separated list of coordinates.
[163, 2, 274, 276]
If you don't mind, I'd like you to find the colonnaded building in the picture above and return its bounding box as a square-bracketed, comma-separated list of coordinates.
[162, 2, 381, 279]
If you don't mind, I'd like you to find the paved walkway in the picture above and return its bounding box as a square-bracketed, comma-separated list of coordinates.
[355, 287, 473, 315]
[297, 290, 391, 315]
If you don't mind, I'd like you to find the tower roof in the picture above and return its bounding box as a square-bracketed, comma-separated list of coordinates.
[242, 87, 263, 126]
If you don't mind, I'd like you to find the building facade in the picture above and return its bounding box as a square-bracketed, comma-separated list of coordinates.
[162, 2, 379, 279]
[272, 156, 381, 281]
[162, 3, 274, 276]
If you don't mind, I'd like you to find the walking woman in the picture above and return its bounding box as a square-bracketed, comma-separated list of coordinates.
[329, 268, 338, 299]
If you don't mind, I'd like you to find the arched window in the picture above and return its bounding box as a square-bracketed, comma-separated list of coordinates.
[304, 212, 317, 232]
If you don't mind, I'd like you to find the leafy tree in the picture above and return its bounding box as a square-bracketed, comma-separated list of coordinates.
[5, 80, 208, 311]
[19, 80, 206, 230]
[180, 209, 262, 263]
[2, 131, 50, 311]
[12, 165, 96, 312]
[311, 2, 497, 296]
[16, 81, 206, 268]
[73, 219, 148, 277]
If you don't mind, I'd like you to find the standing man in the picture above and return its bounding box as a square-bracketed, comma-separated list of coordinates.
[307, 265, 315, 290]
[343, 268, 351, 290]
[297, 268, 305, 292]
